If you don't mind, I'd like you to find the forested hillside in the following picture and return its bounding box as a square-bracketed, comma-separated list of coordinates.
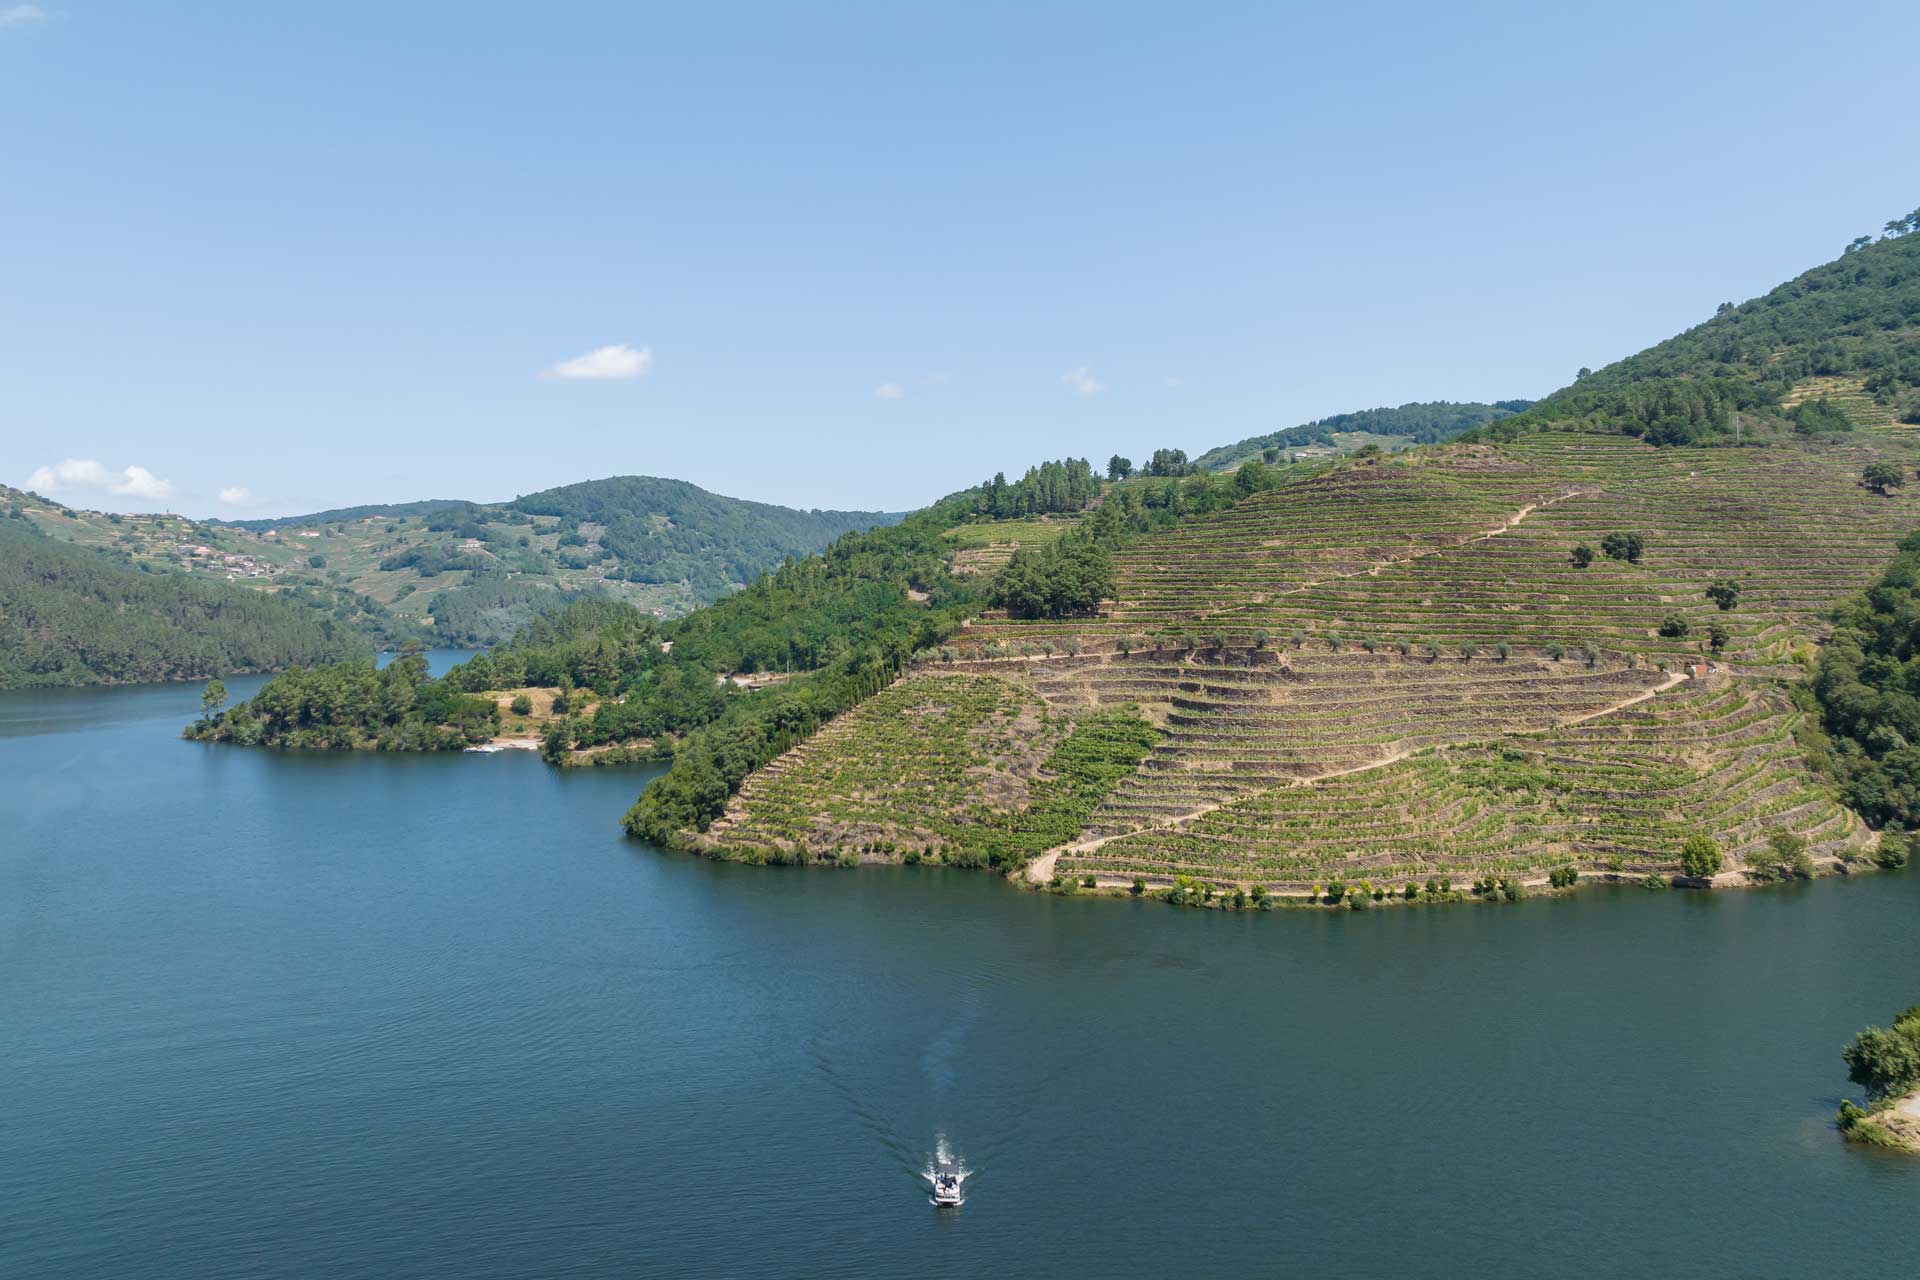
[10, 475, 898, 652]
[0, 517, 365, 688]
[1470, 214, 1920, 448]
[506, 475, 895, 601]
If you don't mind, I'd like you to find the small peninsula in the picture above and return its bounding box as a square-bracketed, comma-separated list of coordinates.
[1837, 1003, 1920, 1153]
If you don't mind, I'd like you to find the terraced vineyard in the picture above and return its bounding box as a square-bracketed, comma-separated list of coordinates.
[962, 428, 1920, 667]
[1060, 677, 1867, 892]
[697, 673, 1160, 868]
[945, 517, 1078, 575]
[697, 423, 1918, 896]
[945, 646, 1672, 829]
[1780, 375, 1899, 430]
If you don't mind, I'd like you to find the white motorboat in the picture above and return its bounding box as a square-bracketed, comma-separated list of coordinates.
[927, 1162, 965, 1206]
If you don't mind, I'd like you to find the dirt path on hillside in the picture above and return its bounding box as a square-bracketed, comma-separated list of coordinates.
[1177, 487, 1595, 624]
[1024, 671, 1689, 886]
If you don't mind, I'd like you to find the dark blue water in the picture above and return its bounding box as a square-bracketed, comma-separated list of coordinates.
[3, 670, 1916, 1278]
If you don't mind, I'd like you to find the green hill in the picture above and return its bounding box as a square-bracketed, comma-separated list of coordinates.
[10, 476, 899, 651]
[0, 515, 366, 688]
[690, 211, 1920, 895]
[187, 208, 1920, 907]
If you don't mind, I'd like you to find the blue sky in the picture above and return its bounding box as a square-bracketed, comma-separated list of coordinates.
[3, 1, 1916, 517]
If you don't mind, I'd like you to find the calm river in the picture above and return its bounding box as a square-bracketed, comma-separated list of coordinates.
[3, 665, 1916, 1278]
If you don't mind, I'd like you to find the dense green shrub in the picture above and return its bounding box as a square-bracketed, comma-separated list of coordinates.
[1601, 532, 1644, 563]
[1680, 835, 1723, 879]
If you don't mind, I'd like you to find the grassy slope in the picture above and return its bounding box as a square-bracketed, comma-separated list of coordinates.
[700, 234, 1920, 892]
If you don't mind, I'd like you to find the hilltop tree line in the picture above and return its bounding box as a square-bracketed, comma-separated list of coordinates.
[965, 458, 1101, 519]
[1476, 218, 1920, 448]
[1193, 401, 1532, 470]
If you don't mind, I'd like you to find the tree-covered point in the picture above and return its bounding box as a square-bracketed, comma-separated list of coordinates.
[1842, 1003, 1920, 1104]
[1194, 400, 1532, 471]
[1835, 1000, 1920, 1150]
[186, 652, 499, 749]
[1808, 533, 1920, 830]
[0, 519, 367, 688]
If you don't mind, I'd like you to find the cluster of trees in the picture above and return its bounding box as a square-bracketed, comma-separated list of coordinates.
[187, 652, 498, 749]
[0, 520, 367, 689]
[1843, 1003, 1920, 1104]
[1193, 401, 1533, 470]
[988, 535, 1112, 619]
[377, 545, 491, 576]
[1837, 1000, 1920, 1147]
[1143, 448, 1193, 477]
[1601, 532, 1645, 563]
[1863, 462, 1908, 495]
[964, 459, 1100, 519]
[1791, 396, 1854, 435]
[422, 573, 595, 647]
[1809, 533, 1920, 829]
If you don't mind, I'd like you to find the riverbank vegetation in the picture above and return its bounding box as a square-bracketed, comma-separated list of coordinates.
[1836, 1002, 1920, 1152]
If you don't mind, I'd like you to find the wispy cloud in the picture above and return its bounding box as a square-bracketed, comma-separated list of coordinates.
[1062, 366, 1107, 397]
[539, 342, 653, 381]
[219, 486, 256, 507]
[874, 382, 906, 400]
[27, 459, 174, 501]
[0, 5, 46, 31]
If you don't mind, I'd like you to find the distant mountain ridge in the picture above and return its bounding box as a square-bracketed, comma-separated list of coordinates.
[1194, 400, 1532, 472]
[213, 499, 476, 531]
[2, 473, 903, 677]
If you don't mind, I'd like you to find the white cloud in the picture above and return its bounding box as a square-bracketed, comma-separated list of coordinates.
[539, 342, 653, 381]
[0, 5, 46, 30]
[115, 465, 172, 499]
[27, 459, 174, 501]
[1062, 366, 1107, 397]
[874, 382, 905, 400]
[219, 486, 256, 506]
